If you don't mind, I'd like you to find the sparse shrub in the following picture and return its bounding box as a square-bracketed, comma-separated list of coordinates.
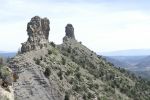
[93, 83, 99, 89]
[64, 92, 70, 100]
[107, 62, 114, 66]
[97, 96, 101, 100]
[75, 72, 81, 80]
[97, 55, 103, 60]
[100, 96, 107, 100]
[34, 58, 40, 65]
[104, 85, 115, 93]
[65, 70, 72, 76]
[75, 67, 80, 72]
[119, 68, 126, 73]
[67, 47, 71, 53]
[69, 78, 74, 84]
[50, 42, 56, 48]
[83, 93, 88, 100]
[80, 61, 86, 68]
[40, 56, 43, 60]
[0, 66, 13, 86]
[87, 82, 95, 90]
[62, 57, 66, 65]
[87, 92, 95, 99]
[13, 73, 19, 82]
[71, 55, 75, 62]
[72, 84, 81, 92]
[52, 49, 58, 55]
[48, 49, 52, 55]
[81, 84, 88, 92]
[44, 67, 51, 77]
[62, 52, 69, 57]
[57, 69, 63, 80]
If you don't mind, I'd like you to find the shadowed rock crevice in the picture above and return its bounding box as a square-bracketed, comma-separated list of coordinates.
[21, 16, 50, 53]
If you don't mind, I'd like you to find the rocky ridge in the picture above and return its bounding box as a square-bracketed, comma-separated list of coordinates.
[7, 16, 150, 100]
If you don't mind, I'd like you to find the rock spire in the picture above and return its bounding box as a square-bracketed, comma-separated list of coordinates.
[65, 24, 75, 39]
[63, 24, 76, 42]
[21, 16, 50, 53]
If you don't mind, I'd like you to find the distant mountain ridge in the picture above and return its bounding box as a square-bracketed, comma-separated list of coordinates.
[105, 55, 150, 79]
[105, 56, 135, 69]
[100, 49, 150, 56]
[0, 52, 16, 58]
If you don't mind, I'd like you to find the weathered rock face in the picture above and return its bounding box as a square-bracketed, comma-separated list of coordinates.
[21, 16, 50, 53]
[63, 24, 76, 42]
[65, 24, 75, 39]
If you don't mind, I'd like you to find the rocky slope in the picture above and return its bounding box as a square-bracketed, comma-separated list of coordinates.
[6, 16, 150, 100]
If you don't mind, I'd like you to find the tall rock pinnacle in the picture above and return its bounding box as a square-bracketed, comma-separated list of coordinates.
[21, 16, 50, 53]
[63, 24, 76, 42]
[65, 24, 75, 39]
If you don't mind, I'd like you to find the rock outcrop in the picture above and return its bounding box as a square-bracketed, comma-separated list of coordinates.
[63, 24, 76, 42]
[65, 24, 75, 39]
[21, 16, 50, 53]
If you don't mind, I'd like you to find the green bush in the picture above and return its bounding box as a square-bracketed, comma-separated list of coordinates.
[87, 92, 95, 99]
[65, 70, 72, 76]
[50, 42, 56, 48]
[75, 72, 81, 80]
[57, 69, 63, 80]
[0, 66, 13, 86]
[64, 92, 70, 100]
[67, 47, 71, 53]
[34, 58, 40, 65]
[44, 67, 51, 77]
[83, 93, 88, 100]
[62, 57, 66, 65]
[48, 49, 52, 55]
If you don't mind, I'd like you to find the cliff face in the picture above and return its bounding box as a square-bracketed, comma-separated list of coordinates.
[9, 16, 150, 100]
[21, 16, 50, 53]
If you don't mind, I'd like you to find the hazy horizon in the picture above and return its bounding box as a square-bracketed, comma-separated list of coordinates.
[1, 0, 150, 52]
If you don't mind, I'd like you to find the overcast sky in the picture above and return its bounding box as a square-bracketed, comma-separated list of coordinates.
[0, 0, 150, 52]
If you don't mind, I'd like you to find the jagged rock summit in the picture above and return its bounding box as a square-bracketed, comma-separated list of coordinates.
[21, 16, 50, 53]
